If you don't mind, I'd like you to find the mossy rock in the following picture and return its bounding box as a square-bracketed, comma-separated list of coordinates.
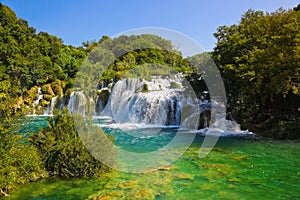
[175, 172, 193, 180]
[212, 147, 224, 152]
[170, 82, 181, 89]
[107, 83, 115, 89]
[93, 195, 112, 200]
[103, 182, 118, 190]
[41, 99, 50, 106]
[229, 155, 249, 160]
[97, 89, 110, 107]
[41, 84, 55, 96]
[158, 165, 177, 171]
[24, 97, 32, 105]
[198, 109, 211, 129]
[131, 188, 155, 199]
[141, 83, 149, 93]
[51, 80, 64, 96]
[228, 178, 240, 182]
[35, 106, 45, 115]
[43, 94, 52, 102]
[65, 89, 73, 97]
[12, 96, 24, 112]
[26, 86, 39, 103]
[61, 80, 67, 90]
[118, 181, 136, 189]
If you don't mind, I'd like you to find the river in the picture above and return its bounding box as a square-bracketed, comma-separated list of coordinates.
[11, 116, 300, 199]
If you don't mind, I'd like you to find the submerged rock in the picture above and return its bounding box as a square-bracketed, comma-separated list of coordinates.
[229, 178, 240, 182]
[175, 173, 193, 180]
[119, 180, 136, 189]
[131, 188, 155, 199]
[93, 195, 111, 200]
[158, 165, 177, 171]
[229, 155, 249, 160]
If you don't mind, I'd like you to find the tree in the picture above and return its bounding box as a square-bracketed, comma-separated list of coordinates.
[213, 7, 300, 138]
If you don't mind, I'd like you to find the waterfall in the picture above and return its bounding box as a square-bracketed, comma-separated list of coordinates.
[101, 75, 201, 129]
[44, 96, 58, 115]
[26, 77, 248, 134]
[32, 87, 43, 115]
[58, 96, 68, 111]
[50, 96, 58, 114]
[68, 91, 87, 115]
[94, 96, 102, 115]
[33, 87, 43, 107]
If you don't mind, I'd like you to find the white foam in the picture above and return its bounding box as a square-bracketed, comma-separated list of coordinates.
[95, 122, 180, 130]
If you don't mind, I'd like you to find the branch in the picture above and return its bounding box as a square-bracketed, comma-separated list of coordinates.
[1, 188, 10, 197]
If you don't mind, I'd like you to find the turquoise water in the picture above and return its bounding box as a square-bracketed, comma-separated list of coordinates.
[11, 117, 300, 199]
[16, 116, 49, 134]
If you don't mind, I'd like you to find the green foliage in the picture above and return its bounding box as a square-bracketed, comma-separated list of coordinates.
[76, 35, 196, 93]
[263, 119, 300, 139]
[0, 79, 46, 196]
[30, 108, 113, 178]
[0, 134, 47, 195]
[213, 7, 300, 138]
[0, 3, 86, 106]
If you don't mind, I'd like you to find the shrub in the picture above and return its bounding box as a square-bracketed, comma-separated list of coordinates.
[262, 118, 300, 140]
[30, 108, 114, 178]
[0, 134, 47, 196]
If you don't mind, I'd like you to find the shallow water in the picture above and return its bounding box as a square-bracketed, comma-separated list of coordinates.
[11, 117, 300, 199]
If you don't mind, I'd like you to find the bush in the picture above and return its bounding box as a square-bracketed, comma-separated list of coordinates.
[262, 118, 300, 140]
[0, 134, 47, 196]
[30, 108, 114, 178]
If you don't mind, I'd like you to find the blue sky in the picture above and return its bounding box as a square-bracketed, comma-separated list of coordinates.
[1, 0, 298, 51]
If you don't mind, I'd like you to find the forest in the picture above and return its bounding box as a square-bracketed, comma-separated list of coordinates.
[0, 3, 299, 197]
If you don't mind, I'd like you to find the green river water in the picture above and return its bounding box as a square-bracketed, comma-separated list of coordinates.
[11, 117, 300, 199]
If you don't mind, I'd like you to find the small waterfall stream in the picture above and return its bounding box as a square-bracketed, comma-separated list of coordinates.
[44, 96, 58, 115]
[32, 87, 43, 115]
[67, 91, 88, 116]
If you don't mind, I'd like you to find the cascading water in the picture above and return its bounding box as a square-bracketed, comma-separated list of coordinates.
[26, 76, 251, 136]
[44, 96, 58, 115]
[32, 87, 43, 115]
[68, 91, 88, 116]
[101, 75, 201, 129]
[96, 75, 251, 136]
